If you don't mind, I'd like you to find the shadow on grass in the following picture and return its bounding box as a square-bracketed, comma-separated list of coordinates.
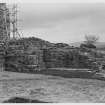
[3, 97, 50, 103]
[5, 68, 105, 81]
[40, 69, 105, 81]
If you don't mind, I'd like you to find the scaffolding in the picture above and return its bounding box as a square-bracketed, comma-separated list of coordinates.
[0, 3, 21, 72]
[0, 3, 10, 71]
[10, 4, 21, 39]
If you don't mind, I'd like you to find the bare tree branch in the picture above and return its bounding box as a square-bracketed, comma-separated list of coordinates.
[85, 35, 99, 44]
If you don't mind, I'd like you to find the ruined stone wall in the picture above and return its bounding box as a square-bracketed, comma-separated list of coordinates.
[5, 45, 45, 72]
[43, 48, 91, 69]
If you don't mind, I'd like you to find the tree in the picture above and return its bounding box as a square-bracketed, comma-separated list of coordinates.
[85, 35, 99, 45]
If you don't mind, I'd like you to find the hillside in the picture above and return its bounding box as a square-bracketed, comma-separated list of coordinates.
[95, 42, 105, 50]
[70, 41, 105, 50]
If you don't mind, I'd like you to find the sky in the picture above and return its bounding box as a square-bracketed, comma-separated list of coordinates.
[9, 2, 105, 43]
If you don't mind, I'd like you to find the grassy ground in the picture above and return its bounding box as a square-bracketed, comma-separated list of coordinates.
[1, 71, 105, 103]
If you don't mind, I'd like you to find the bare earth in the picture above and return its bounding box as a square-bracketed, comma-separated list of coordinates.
[0, 71, 105, 103]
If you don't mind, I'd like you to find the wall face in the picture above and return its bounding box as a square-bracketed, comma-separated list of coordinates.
[5, 45, 45, 72]
[43, 48, 91, 69]
[0, 3, 10, 43]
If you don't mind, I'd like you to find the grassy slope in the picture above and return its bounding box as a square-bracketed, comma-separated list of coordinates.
[70, 41, 105, 50]
[1, 72, 105, 103]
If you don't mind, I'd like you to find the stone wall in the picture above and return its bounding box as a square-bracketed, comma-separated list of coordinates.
[5, 45, 45, 72]
[43, 48, 91, 69]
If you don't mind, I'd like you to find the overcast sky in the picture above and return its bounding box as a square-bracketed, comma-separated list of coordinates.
[16, 3, 105, 43]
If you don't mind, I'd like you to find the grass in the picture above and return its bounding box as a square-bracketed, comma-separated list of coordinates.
[1, 71, 105, 102]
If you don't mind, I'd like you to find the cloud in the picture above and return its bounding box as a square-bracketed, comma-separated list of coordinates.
[18, 3, 105, 43]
